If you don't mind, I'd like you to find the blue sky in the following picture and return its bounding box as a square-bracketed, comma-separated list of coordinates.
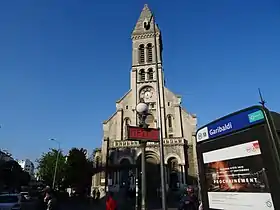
[0, 0, 279, 162]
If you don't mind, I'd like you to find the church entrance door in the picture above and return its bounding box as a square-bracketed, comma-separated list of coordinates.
[137, 152, 160, 201]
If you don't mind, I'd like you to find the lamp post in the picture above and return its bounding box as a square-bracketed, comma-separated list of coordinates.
[145, 11, 167, 209]
[135, 167, 139, 210]
[136, 99, 149, 210]
[50, 138, 60, 189]
[104, 137, 110, 194]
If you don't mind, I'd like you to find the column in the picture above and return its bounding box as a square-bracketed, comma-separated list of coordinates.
[178, 165, 182, 187]
[166, 166, 169, 184]
[182, 165, 186, 184]
[165, 165, 169, 192]
[117, 171, 120, 185]
[113, 172, 116, 185]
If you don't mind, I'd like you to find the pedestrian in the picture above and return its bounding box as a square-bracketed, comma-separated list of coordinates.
[92, 188, 96, 200]
[178, 186, 198, 210]
[199, 202, 203, 210]
[44, 190, 58, 210]
[96, 189, 100, 200]
[106, 192, 117, 210]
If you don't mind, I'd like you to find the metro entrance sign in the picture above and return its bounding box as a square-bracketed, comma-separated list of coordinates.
[196, 106, 280, 210]
[127, 126, 159, 141]
[196, 107, 265, 142]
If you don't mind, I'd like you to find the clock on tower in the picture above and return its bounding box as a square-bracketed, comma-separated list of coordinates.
[140, 87, 154, 101]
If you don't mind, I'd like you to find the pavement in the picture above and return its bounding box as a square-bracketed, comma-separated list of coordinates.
[23, 190, 180, 210]
[58, 194, 179, 210]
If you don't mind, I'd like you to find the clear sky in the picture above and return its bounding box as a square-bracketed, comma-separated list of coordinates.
[0, 0, 279, 162]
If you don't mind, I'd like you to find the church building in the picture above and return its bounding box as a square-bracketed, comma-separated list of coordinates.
[92, 4, 198, 194]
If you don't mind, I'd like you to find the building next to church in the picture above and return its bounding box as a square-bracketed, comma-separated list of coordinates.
[92, 4, 197, 195]
[18, 159, 35, 178]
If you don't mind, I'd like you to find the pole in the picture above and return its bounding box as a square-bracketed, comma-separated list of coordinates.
[258, 89, 280, 180]
[105, 137, 110, 194]
[151, 12, 167, 210]
[135, 167, 139, 210]
[258, 88, 266, 107]
[141, 141, 147, 210]
[51, 139, 60, 190]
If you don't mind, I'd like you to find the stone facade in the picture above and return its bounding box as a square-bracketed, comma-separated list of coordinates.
[92, 4, 197, 193]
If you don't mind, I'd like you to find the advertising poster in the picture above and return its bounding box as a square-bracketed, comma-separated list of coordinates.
[203, 140, 275, 210]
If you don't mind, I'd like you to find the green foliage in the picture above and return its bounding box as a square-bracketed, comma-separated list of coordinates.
[36, 148, 66, 188]
[0, 160, 31, 190]
[64, 148, 93, 193]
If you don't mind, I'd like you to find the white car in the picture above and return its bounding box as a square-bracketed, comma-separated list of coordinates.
[20, 192, 30, 201]
[0, 193, 22, 210]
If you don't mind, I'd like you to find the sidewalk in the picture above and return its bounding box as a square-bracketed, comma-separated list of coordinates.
[58, 190, 179, 210]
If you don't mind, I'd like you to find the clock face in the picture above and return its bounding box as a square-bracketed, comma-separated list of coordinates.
[145, 91, 152, 99]
[140, 87, 154, 100]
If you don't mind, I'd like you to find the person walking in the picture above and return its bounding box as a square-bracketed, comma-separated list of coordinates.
[178, 186, 198, 210]
[106, 192, 117, 210]
[44, 190, 58, 210]
[199, 202, 203, 210]
[96, 189, 100, 200]
[92, 189, 96, 200]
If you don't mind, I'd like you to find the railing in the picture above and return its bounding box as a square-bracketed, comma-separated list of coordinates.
[92, 163, 137, 174]
[110, 137, 185, 148]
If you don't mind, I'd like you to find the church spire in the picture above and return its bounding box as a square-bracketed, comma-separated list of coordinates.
[131, 4, 160, 36]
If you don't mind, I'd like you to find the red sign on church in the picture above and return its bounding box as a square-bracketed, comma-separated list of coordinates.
[127, 126, 160, 142]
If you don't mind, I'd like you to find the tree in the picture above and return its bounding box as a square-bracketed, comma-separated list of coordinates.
[20, 171, 31, 186]
[0, 160, 30, 190]
[36, 148, 66, 188]
[64, 148, 93, 194]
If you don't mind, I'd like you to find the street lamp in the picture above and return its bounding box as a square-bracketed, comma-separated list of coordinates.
[136, 99, 149, 210]
[104, 137, 110, 195]
[145, 11, 168, 209]
[136, 99, 149, 128]
[50, 138, 60, 190]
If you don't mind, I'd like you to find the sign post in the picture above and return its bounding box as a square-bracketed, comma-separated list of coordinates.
[127, 125, 159, 210]
[196, 106, 280, 210]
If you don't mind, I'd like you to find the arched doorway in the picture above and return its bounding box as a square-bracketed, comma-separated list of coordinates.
[167, 157, 179, 190]
[119, 158, 132, 188]
[136, 152, 160, 199]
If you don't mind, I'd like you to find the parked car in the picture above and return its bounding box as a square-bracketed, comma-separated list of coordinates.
[20, 192, 31, 200]
[0, 193, 22, 210]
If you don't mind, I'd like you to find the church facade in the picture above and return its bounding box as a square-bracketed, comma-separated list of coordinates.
[92, 4, 198, 193]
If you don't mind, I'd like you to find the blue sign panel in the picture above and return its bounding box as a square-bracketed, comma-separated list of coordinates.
[196, 108, 265, 142]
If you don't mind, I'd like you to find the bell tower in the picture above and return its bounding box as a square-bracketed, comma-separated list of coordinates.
[130, 4, 166, 132]
[130, 4, 164, 89]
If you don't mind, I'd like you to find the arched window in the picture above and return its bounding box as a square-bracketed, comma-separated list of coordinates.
[139, 69, 145, 81]
[138, 44, 145, 63]
[167, 115, 172, 128]
[167, 157, 179, 172]
[124, 118, 131, 125]
[171, 160, 178, 171]
[147, 43, 153, 62]
[146, 114, 155, 128]
[148, 68, 153, 80]
[123, 118, 131, 139]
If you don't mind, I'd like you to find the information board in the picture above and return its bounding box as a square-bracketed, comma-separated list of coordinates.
[203, 140, 273, 210]
[196, 106, 280, 210]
